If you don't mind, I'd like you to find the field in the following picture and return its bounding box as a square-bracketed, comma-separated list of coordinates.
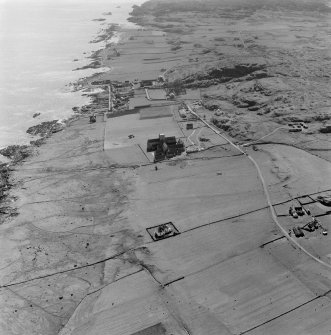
[1, 0, 331, 334]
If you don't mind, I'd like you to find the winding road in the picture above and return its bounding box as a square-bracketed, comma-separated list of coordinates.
[186, 104, 331, 270]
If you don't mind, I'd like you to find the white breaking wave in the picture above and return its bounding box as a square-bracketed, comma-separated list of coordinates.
[0, 0, 145, 148]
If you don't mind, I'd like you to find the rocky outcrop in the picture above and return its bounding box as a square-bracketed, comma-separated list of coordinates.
[26, 120, 63, 137]
[74, 60, 101, 70]
[0, 163, 14, 221]
[0, 145, 32, 163]
[30, 138, 47, 147]
[232, 92, 269, 109]
[182, 61, 267, 88]
[0, 164, 10, 191]
[89, 24, 118, 44]
[92, 18, 106, 22]
[203, 99, 234, 111]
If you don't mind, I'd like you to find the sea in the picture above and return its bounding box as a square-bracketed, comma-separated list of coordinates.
[0, 0, 145, 150]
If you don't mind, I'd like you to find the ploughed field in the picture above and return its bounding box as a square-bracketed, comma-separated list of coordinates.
[126, 0, 331, 162]
[1, 102, 330, 335]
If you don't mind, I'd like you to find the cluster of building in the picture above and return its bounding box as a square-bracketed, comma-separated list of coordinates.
[288, 122, 308, 132]
[147, 134, 185, 162]
[288, 196, 330, 238]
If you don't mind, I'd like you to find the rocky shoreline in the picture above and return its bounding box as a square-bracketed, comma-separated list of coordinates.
[0, 119, 67, 222]
[1, 0, 330, 232]
[0, 18, 120, 221]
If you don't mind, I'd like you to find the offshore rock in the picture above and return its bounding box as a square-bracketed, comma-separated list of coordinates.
[26, 120, 61, 137]
[0, 145, 33, 163]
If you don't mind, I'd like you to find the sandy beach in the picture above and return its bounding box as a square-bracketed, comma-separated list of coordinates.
[1, 0, 331, 334]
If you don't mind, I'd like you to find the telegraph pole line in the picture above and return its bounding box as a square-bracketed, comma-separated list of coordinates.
[91, 79, 112, 114]
[108, 85, 112, 113]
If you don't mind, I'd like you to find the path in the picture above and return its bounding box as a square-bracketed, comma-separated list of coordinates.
[243, 126, 286, 147]
[186, 104, 331, 270]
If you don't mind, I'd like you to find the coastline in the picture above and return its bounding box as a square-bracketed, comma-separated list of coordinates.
[0, 0, 143, 151]
[0, 13, 130, 218]
[0, 9, 145, 333]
